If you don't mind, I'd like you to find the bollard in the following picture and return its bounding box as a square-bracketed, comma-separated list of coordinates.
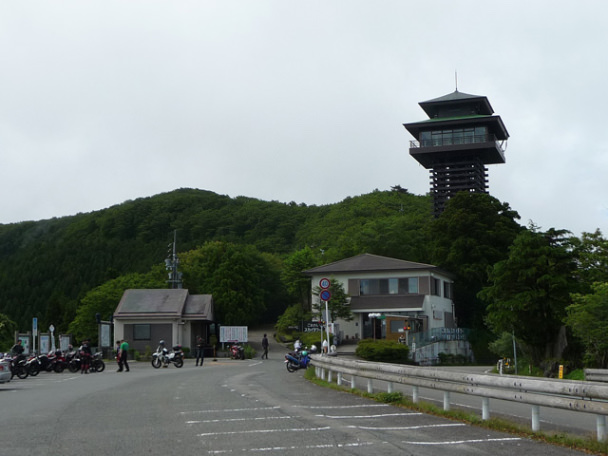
[531, 405, 540, 432]
[443, 391, 451, 411]
[412, 385, 419, 404]
[482, 397, 490, 420]
[367, 378, 373, 394]
[597, 415, 607, 442]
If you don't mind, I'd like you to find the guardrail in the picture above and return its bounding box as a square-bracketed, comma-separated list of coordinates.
[586, 369, 608, 383]
[310, 354, 608, 441]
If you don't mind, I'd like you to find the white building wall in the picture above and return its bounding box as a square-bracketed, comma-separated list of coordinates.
[308, 270, 455, 341]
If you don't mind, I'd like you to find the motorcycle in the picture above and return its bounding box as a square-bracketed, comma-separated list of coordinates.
[68, 351, 105, 373]
[8, 355, 29, 379]
[284, 349, 311, 372]
[151, 344, 184, 368]
[25, 355, 41, 376]
[229, 342, 245, 360]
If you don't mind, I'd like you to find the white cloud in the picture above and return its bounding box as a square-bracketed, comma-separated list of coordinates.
[0, 1, 607, 236]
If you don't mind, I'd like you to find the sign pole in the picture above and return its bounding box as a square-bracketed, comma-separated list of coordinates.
[319, 278, 331, 356]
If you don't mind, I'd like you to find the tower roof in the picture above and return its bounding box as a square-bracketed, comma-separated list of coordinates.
[419, 90, 494, 118]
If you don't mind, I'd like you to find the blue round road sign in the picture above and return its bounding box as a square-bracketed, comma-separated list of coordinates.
[320, 289, 331, 301]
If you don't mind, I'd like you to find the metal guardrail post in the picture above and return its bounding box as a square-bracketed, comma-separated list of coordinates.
[367, 378, 373, 394]
[482, 397, 490, 420]
[387, 382, 393, 394]
[337, 372, 342, 386]
[443, 391, 451, 411]
[597, 415, 607, 442]
[412, 386, 419, 404]
[531, 405, 540, 432]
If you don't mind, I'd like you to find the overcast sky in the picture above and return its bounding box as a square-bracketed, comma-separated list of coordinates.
[1, 2, 607, 237]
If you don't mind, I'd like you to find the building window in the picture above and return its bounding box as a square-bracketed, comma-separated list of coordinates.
[388, 278, 399, 294]
[431, 278, 441, 296]
[421, 126, 488, 147]
[360, 278, 419, 296]
[444, 281, 453, 299]
[133, 324, 151, 341]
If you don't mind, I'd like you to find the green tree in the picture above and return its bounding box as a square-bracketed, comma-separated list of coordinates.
[571, 229, 608, 287]
[68, 268, 165, 344]
[181, 241, 284, 326]
[312, 279, 352, 323]
[480, 227, 578, 365]
[566, 282, 608, 367]
[281, 247, 319, 312]
[428, 192, 522, 329]
[0, 312, 17, 352]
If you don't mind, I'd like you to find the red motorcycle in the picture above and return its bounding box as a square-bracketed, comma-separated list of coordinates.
[229, 342, 245, 360]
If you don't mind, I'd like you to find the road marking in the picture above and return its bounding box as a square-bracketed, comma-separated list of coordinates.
[293, 404, 389, 409]
[198, 426, 330, 437]
[348, 423, 465, 431]
[181, 406, 280, 415]
[402, 437, 522, 445]
[317, 412, 422, 419]
[187, 416, 296, 424]
[207, 441, 377, 454]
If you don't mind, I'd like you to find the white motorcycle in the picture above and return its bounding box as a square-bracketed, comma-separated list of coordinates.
[151, 344, 184, 369]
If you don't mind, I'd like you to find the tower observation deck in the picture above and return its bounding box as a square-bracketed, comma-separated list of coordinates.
[403, 90, 509, 216]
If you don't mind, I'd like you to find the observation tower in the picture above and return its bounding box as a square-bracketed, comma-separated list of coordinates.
[403, 90, 509, 216]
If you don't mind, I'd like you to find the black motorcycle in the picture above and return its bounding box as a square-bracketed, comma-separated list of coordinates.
[8, 355, 29, 379]
[68, 351, 106, 373]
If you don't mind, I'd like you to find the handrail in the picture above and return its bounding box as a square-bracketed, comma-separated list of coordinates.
[310, 355, 608, 441]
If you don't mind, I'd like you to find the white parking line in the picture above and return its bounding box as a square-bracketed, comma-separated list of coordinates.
[198, 426, 330, 437]
[402, 437, 522, 445]
[348, 423, 465, 431]
[187, 416, 296, 424]
[317, 412, 422, 419]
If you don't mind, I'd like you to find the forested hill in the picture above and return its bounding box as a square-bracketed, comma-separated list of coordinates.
[0, 187, 432, 331]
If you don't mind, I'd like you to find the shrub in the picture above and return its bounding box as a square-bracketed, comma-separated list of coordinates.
[355, 339, 410, 363]
[243, 344, 256, 359]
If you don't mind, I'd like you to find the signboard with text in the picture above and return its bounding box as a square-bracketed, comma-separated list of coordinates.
[219, 326, 248, 343]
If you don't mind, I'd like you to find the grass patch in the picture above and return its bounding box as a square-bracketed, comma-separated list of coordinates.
[304, 367, 608, 455]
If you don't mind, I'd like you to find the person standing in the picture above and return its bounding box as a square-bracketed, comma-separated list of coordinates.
[117, 339, 130, 372]
[195, 336, 205, 367]
[115, 340, 121, 368]
[80, 340, 92, 374]
[261, 334, 269, 359]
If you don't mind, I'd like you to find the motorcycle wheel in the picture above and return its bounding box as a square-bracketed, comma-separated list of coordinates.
[16, 366, 29, 379]
[28, 363, 41, 376]
[286, 362, 297, 373]
[54, 363, 65, 373]
[151, 357, 161, 369]
[68, 361, 79, 373]
[174, 358, 184, 368]
[94, 359, 105, 373]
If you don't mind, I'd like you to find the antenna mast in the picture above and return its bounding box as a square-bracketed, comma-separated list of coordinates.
[165, 230, 183, 289]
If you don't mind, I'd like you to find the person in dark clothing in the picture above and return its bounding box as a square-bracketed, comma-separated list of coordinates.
[11, 340, 25, 363]
[261, 334, 269, 359]
[195, 336, 205, 367]
[80, 340, 92, 374]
